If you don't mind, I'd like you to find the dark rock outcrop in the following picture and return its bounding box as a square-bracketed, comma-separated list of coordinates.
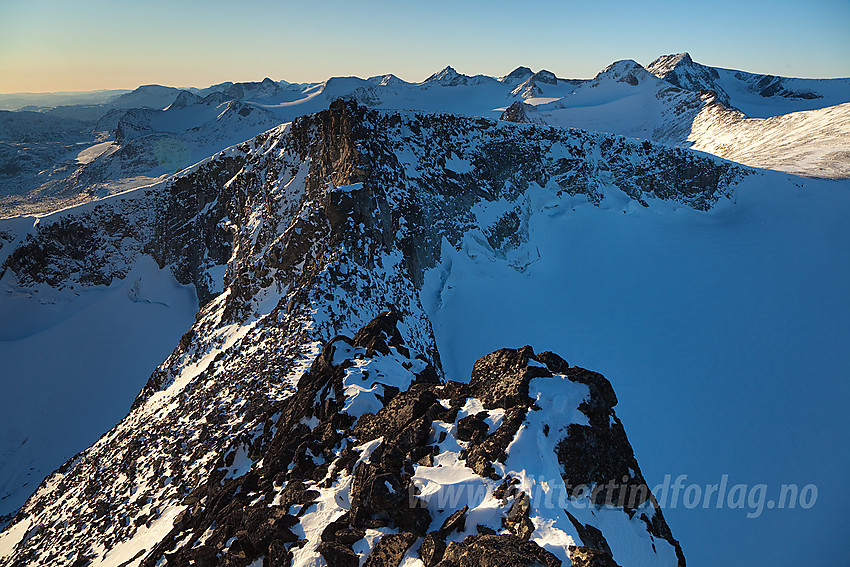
[132, 313, 683, 567]
[438, 534, 561, 567]
[500, 101, 534, 123]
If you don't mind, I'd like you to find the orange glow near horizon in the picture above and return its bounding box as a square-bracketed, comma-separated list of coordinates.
[1, 0, 848, 95]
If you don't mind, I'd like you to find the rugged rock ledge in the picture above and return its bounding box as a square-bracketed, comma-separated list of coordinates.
[138, 312, 684, 567]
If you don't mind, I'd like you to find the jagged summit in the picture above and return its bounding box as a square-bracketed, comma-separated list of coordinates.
[136, 312, 685, 567]
[500, 100, 544, 124]
[421, 66, 494, 87]
[508, 69, 582, 100]
[645, 52, 725, 101]
[645, 52, 695, 77]
[222, 77, 286, 100]
[424, 65, 464, 83]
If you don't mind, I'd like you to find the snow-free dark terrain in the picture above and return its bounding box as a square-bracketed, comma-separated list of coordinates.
[1, 55, 849, 567]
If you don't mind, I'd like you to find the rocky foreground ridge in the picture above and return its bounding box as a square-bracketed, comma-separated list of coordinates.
[138, 311, 684, 567]
[0, 100, 746, 566]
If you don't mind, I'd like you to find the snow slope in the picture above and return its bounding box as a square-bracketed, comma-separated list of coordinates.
[424, 172, 850, 567]
[687, 101, 850, 178]
[525, 60, 705, 143]
[0, 254, 197, 522]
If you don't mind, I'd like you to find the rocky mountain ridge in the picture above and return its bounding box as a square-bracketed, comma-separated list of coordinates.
[136, 312, 684, 567]
[646, 52, 850, 117]
[0, 100, 750, 566]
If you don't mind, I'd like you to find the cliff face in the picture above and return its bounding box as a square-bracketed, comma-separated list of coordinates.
[0, 100, 745, 566]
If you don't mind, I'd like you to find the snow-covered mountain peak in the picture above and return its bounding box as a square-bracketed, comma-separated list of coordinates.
[110, 84, 183, 110]
[221, 77, 287, 101]
[421, 66, 494, 87]
[367, 73, 408, 87]
[424, 65, 463, 83]
[646, 52, 724, 99]
[500, 66, 534, 84]
[645, 52, 695, 77]
[531, 69, 558, 85]
[646, 52, 850, 117]
[594, 59, 655, 86]
[165, 89, 201, 110]
[519, 60, 706, 145]
[508, 70, 583, 102]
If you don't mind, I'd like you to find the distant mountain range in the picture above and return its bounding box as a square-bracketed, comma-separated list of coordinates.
[1, 53, 848, 217]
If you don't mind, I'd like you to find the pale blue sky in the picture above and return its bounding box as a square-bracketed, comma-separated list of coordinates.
[1, 0, 848, 93]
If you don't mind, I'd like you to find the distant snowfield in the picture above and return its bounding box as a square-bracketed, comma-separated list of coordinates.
[422, 173, 850, 566]
[74, 141, 115, 165]
[0, 255, 197, 519]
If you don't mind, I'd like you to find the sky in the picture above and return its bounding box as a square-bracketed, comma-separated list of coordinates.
[0, 0, 848, 93]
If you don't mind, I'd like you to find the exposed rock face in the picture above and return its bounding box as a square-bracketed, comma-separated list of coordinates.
[367, 74, 408, 87]
[645, 54, 719, 95]
[0, 100, 733, 565]
[594, 60, 652, 87]
[133, 313, 684, 567]
[439, 534, 561, 566]
[500, 101, 536, 124]
[568, 545, 621, 567]
[531, 70, 558, 85]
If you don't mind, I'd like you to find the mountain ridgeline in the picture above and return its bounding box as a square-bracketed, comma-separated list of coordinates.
[0, 100, 749, 566]
[2, 53, 848, 218]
